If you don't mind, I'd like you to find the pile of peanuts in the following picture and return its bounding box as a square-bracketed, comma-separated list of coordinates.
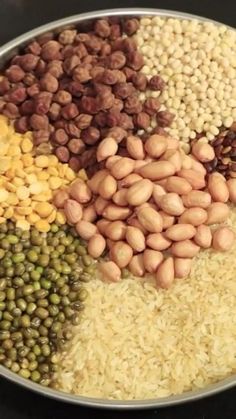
[54, 132, 236, 288]
[0, 115, 79, 231]
[0, 18, 173, 175]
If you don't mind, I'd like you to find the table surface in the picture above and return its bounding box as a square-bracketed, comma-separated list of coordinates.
[0, 0, 235, 418]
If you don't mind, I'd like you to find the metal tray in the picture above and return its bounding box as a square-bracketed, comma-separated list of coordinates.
[0, 7, 235, 409]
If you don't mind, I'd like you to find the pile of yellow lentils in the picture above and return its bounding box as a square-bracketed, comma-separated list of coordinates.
[0, 115, 83, 232]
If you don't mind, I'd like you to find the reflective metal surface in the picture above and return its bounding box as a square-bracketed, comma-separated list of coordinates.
[0, 7, 235, 409]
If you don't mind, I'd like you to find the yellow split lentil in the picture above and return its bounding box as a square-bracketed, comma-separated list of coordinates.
[0, 116, 77, 229]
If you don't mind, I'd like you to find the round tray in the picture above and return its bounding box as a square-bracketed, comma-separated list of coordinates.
[0, 7, 235, 409]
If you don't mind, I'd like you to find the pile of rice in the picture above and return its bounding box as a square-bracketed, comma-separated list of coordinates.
[54, 210, 236, 400]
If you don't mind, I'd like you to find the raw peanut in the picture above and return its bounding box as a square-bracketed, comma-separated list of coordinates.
[102, 204, 131, 221]
[182, 191, 211, 209]
[177, 169, 206, 190]
[192, 142, 215, 163]
[144, 134, 167, 158]
[126, 135, 145, 160]
[105, 155, 121, 170]
[96, 137, 118, 162]
[75, 220, 97, 240]
[128, 254, 145, 277]
[159, 211, 175, 229]
[70, 180, 91, 203]
[127, 217, 148, 235]
[96, 218, 110, 235]
[120, 173, 143, 188]
[126, 179, 153, 206]
[110, 241, 133, 268]
[152, 184, 166, 206]
[146, 233, 171, 251]
[165, 224, 196, 241]
[174, 258, 192, 279]
[99, 261, 121, 282]
[106, 239, 115, 250]
[194, 225, 212, 248]
[208, 173, 229, 203]
[155, 179, 167, 188]
[189, 157, 207, 175]
[64, 199, 83, 224]
[137, 207, 163, 233]
[166, 137, 179, 150]
[143, 249, 163, 273]
[171, 240, 200, 258]
[105, 221, 126, 241]
[181, 154, 192, 170]
[165, 176, 192, 195]
[82, 205, 97, 223]
[133, 160, 148, 173]
[98, 174, 117, 200]
[156, 257, 175, 289]
[159, 193, 185, 216]
[112, 189, 128, 207]
[165, 150, 182, 172]
[212, 227, 234, 251]
[110, 157, 135, 179]
[126, 226, 145, 252]
[227, 178, 236, 203]
[87, 169, 109, 193]
[87, 234, 106, 258]
[179, 208, 207, 226]
[136, 202, 156, 211]
[53, 189, 69, 208]
[94, 196, 109, 215]
[138, 161, 175, 180]
[206, 203, 229, 225]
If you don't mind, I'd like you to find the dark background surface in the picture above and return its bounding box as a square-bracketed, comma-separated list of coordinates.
[0, 0, 235, 418]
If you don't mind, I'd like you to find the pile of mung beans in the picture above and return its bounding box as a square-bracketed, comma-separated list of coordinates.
[0, 221, 94, 385]
[0, 14, 235, 387]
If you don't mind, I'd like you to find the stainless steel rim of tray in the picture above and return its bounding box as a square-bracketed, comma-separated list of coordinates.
[0, 7, 235, 409]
